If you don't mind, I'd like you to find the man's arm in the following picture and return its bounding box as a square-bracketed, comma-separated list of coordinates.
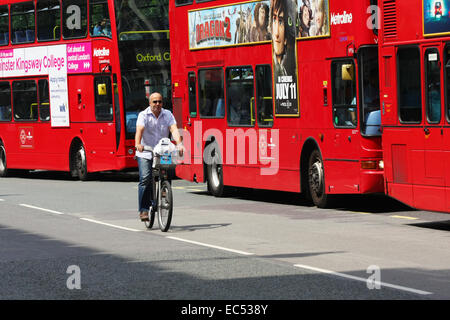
[169, 123, 184, 156]
[169, 124, 182, 145]
[135, 125, 145, 152]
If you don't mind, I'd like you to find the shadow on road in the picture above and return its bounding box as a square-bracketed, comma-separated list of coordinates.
[408, 220, 450, 232]
[0, 223, 433, 300]
[195, 186, 412, 214]
[170, 223, 231, 232]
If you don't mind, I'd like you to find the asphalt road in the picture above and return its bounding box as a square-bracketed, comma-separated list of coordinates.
[1, 170, 450, 303]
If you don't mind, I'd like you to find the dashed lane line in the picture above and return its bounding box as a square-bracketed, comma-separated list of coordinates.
[17, 204, 141, 232]
[80, 218, 141, 232]
[293, 264, 433, 296]
[167, 236, 255, 256]
[390, 215, 419, 220]
[19, 204, 65, 215]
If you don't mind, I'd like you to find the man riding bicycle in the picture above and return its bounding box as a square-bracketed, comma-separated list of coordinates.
[135, 92, 183, 222]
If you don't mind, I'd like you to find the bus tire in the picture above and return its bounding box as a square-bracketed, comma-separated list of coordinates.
[0, 141, 7, 177]
[206, 142, 226, 197]
[75, 144, 89, 181]
[308, 149, 329, 208]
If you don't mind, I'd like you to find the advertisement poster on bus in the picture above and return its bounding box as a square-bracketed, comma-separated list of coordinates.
[188, 0, 301, 115]
[423, 0, 450, 36]
[298, 0, 330, 39]
[272, 0, 299, 116]
[48, 45, 69, 127]
[67, 42, 92, 74]
[0, 44, 77, 127]
[188, 0, 272, 49]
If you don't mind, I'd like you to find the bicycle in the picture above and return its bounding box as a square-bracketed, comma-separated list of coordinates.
[142, 142, 177, 232]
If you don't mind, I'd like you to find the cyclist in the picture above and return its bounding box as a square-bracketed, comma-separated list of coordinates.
[135, 92, 183, 222]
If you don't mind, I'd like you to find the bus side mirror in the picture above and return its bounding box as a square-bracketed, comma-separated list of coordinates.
[97, 83, 107, 96]
[342, 64, 354, 81]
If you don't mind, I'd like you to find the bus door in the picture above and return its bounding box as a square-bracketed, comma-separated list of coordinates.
[255, 65, 277, 181]
[91, 74, 116, 164]
[413, 44, 445, 211]
[443, 43, 450, 210]
[329, 59, 361, 193]
[185, 71, 200, 176]
[393, 46, 425, 209]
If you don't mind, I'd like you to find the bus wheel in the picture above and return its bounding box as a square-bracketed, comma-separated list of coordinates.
[206, 143, 226, 197]
[0, 142, 7, 177]
[75, 144, 89, 181]
[308, 149, 329, 208]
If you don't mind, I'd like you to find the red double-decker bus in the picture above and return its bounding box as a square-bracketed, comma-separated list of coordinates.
[0, 0, 171, 180]
[379, 0, 450, 212]
[170, 0, 384, 207]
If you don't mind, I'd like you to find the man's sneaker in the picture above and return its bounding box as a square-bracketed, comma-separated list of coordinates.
[140, 211, 149, 221]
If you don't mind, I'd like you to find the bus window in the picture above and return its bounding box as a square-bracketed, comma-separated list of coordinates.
[188, 72, 197, 117]
[90, 0, 111, 38]
[11, 1, 35, 44]
[94, 76, 113, 121]
[0, 5, 8, 46]
[175, 0, 193, 5]
[359, 46, 381, 136]
[115, 0, 172, 139]
[425, 48, 441, 123]
[332, 60, 357, 128]
[38, 79, 50, 121]
[256, 65, 273, 127]
[226, 66, 254, 126]
[446, 45, 450, 122]
[37, 0, 61, 41]
[0, 82, 11, 121]
[198, 68, 224, 118]
[115, 0, 169, 40]
[12, 81, 38, 121]
[63, 0, 87, 39]
[397, 47, 422, 123]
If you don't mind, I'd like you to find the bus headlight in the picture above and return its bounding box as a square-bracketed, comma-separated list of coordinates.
[361, 160, 384, 170]
[361, 160, 378, 170]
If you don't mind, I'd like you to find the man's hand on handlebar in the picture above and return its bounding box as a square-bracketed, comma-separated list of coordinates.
[176, 143, 185, 157]
[135, 144, 144, 153]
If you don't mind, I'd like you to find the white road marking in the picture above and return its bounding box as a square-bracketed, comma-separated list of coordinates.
[80, 218, 141, 232]
[167, 236, 255, 256]
[19, 204, 65, 215]
[293, 264, 433, 296]
[390, 215, 419, 220]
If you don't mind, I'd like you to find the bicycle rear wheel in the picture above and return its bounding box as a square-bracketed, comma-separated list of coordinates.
[158, 180, 173, 232]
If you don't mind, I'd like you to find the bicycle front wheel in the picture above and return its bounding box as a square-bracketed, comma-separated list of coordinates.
[158, 180, 173, 232]
[144, 210, 155, 229]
